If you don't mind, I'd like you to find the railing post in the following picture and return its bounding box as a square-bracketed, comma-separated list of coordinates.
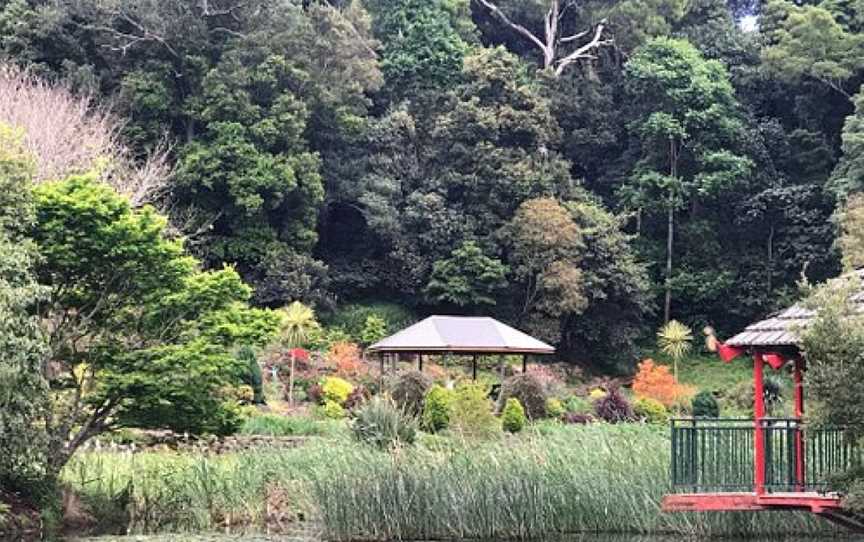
[794, 355, 805, 491]
[754, 352, 766, 495]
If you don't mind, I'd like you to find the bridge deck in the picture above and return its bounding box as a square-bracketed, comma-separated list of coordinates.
[663, 491, 842, 512]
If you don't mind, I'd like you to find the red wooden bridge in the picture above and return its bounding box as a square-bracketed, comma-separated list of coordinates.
[662, 273, 864, 530]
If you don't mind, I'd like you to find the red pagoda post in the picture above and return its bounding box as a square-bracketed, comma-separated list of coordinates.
[753, 352, 766, 495]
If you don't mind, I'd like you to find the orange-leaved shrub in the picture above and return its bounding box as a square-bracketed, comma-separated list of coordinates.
[328, 341, 367, 379]
[632, 359, 695, 408]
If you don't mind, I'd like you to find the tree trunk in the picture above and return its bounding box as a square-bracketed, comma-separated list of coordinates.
[288, 351, 296, 407]
[664, 203, 674, 324]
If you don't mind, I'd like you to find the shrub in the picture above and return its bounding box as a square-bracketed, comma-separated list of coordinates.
[545, 398, 566, 419]
[632, 359, 695, 407]
[422, 384, 454, 432]
[561, 412, 593, 424]
[360, 315, 387, 346]
[565, 396, 592, 414]
[594, 388, 634, 423]
[389, 370, 433, 416]
[238, 346, 265, 404]
[588, 388, 607, 401]
[307, 383, 324, 405]
[351, 396, 417, 449]
[322, 376, 354, 405]
[499, 373, 547, 419]
[328, 341, 366, 379]
[322, 400, 346, 419]
[526, 365, 566, 397]
[502, 398, 527, 433]
[344, 385, 371, 412]
[450, 382, 499, 437]
[692, 390, 720, 418]
[633, 397, 669, 424]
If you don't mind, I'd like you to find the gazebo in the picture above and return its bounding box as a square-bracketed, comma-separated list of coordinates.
[367, 315, 555, 379]
[662, 270, 864, 530]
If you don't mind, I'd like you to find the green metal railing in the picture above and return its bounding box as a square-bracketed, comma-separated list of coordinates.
[671, 418, 861, 493]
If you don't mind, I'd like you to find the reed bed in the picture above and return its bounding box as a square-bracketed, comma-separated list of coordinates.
[62, 424, 835, 539]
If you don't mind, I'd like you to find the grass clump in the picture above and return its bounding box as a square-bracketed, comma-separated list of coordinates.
[351, 396, 417, 449]
[240, 414, 325, 436]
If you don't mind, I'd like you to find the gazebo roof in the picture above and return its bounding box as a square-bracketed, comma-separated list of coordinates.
[367, 315, 555, 355]
[727, 269, 864, 349]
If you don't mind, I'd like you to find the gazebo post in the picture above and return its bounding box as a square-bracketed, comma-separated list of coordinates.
[418, 353, 424, 372]
[794, 355, 806, 490]
[522, 354, 527, 373]
[472, 354, 477, 381]
[379, 352, 385, 388]
[753, 352, 767, 495]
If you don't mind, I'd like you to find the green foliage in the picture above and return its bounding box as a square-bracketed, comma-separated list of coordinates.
[389, 370, 433, 416]
[633, 397, 669, 424]
[762, 0, 863, 95]
[422, 384, 454, 432]
[565, 396, 593, 415]
[837, 194, 864, 270]
[359, 314, 387, 346]
[499, 373, 548, 420]
[321, 376, 354, 405]
[692, 390, 720, 418]
[30, 176, 272, 471]
[801, 275, 864, 437]
[368, 0, 469, 99]
[831, 90, 864, 198]
[239, 414, 330, 436]
[238, 346, 264, 404]
[502, 198, 587, 343]
[351, 396, 417, 449]
[450, 382, 499, 437]
[545, 398, 566, 419]
[425, 241, 508, 306]
[322, 400, 347, 419]
[324, 302, 415, 341]
[501, 398, 527, 433]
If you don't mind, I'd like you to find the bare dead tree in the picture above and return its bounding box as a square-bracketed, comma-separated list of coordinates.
[474, 0, 612, 77]
[0, 64, 172, 208]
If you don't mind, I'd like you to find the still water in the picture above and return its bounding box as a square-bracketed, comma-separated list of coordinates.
[62, 537, 853, 542]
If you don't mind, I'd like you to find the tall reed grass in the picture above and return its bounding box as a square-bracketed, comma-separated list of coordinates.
[62, 424, 835, 539]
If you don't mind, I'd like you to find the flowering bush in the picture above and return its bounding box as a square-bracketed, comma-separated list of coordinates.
[588, 388, 607, 401]
[632, 359, 695, 407]
[322, 376, 354, 405]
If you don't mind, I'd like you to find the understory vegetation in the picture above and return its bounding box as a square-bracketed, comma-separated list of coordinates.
[62, 424, 833, 539]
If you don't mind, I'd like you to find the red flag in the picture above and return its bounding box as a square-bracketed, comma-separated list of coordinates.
[717, 343, 745, 363]
[763, 353, 786, 370]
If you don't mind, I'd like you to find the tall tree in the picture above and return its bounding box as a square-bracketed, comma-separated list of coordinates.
[622, 37, 753, 322]
[473, 0, 612, 76]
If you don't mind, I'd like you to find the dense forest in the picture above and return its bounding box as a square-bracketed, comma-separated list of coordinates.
[0, 0, 859, 373]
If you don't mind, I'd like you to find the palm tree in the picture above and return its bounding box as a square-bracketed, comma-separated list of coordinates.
[280, 301, 317, 407]
[657, 320, 693, 382]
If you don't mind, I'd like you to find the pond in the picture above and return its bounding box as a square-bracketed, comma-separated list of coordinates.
[60, 536, 855, 542]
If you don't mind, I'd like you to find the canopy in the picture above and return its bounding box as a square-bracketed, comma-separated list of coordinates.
[367, 315, 555, 355]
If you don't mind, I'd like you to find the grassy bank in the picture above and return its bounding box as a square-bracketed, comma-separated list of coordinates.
[61, 423, 835, 540]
